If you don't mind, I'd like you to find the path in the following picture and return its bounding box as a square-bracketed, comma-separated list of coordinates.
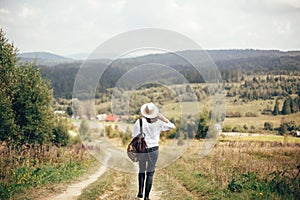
[45, 154, 110, 200]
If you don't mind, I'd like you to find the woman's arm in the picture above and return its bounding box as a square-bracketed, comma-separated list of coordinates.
[157, 113, 176, 130]
[157, 113, 169, 123]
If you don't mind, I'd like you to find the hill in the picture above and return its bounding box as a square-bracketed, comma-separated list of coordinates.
[34, 49, 300, 98]
[18, 51, 74, 66]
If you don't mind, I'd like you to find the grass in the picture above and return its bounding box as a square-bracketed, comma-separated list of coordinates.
[78, 169, 135, 200]
[0, 143, 95, 200]
[157, 140, 300, 199]
[219, 134, 300, 143]
[224, 112, 300, 130]
[71, 136, 300, 199]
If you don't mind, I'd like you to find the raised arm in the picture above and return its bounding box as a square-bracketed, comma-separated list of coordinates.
[157, 113, 176, 130]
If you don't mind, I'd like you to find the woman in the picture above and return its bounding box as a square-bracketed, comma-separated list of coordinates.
[132, 102, 176, 200]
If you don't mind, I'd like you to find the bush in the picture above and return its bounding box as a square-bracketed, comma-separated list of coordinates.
[264, 122, 274, 131]
[232, 125, 244, 132]
[223, 125, 233, 132]
[226, 111, 242, 118]
[245, 112, 257, 117]
[51, 117, 70, 146]
[79, 120, 92, 141]
[278, 121, 298, 135]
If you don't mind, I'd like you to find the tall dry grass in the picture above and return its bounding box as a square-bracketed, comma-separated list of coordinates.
[0, 143, 94, 199]
[161, 140, 300, 199]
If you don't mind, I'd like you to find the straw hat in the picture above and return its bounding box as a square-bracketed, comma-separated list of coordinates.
[140, 102, 159, 118]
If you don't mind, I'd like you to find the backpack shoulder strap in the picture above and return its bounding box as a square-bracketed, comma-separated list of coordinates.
[139, 118, 144, 136]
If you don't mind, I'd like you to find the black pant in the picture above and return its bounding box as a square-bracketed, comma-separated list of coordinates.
[137, 146, 159, 197]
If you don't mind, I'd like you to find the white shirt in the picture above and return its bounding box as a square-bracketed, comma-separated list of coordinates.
[132, 117, 176, 148]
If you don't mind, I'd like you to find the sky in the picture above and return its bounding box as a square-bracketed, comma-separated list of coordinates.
[0, 0, 300, 58]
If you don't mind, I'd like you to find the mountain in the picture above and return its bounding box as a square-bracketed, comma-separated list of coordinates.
[36, 49, 300, 98]
[18, 51, 75, 66]
[67, 53, 89, 60]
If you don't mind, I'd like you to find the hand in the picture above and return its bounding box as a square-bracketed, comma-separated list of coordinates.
[157, 113, 168, 123]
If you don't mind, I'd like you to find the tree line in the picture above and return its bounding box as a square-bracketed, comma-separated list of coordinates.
[30, 50, 300, 99]
[273, 96, 300, 115]
[226, 75, 300, 100]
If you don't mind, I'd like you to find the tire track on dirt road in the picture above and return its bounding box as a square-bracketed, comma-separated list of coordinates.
[45, 154, 111, 200]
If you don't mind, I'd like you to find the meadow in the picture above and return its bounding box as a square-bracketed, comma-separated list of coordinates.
[77, 137, 300, 200]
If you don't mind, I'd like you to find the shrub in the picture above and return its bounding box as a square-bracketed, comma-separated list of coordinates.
[264, 122, 274, 131]
[223, 125, 233, 132]
[245, 112, 257, 117]
[226, 111, 242, 118]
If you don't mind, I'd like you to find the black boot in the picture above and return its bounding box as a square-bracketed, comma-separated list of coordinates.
[144, 183, 152, 200]
[137, 173, 145, 198]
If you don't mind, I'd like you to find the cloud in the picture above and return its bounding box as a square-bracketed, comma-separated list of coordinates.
[0, 0, 299, 56]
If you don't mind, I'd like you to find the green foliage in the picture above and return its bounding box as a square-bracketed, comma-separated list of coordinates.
[227, 168, 300, 199]
[227, 75, 300, 101]
[0, 30, 68, 145]
[0, 89, 17, 142]
[196, 109, 209, 139]
[79, 119, 91, 141]
[121, 126, 131, 145]
[51, 117, 70, 146]
[279, 121, 298, 135]
[12, 66, 54, 145]
[282, 97, 292, 114]
[66, 106, 73, 117]
[264, 122, 274, 131]
[272, 100, 280, 115]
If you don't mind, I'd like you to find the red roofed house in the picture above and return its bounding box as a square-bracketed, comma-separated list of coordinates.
[105, 115, 119, 122]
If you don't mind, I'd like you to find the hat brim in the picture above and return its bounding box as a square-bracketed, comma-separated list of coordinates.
[140, 103, 159, 118]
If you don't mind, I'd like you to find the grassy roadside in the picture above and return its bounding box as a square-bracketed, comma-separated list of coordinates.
[0, 144, 97, 200]
[160, 140, 300, 199]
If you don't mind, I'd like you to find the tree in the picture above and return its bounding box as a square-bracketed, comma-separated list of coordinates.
[281, 98, 291, 115]
[66, 106, 73, 117]
[0, 29, 18, 143]
[0, 29, 18, 97]
[195, 109, 209, 139]
[291, 97, 299, 113]
[12, 66, 54, 144]
[0, 29, 61, 145]
[0, 90, 17, 142]
[272, 99, 280, 115]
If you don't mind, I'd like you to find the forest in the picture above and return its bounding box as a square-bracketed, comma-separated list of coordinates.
[31, 49, 300, 99]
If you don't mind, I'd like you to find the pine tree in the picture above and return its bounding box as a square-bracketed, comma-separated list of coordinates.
[273, 99, 280, 115]
[281, 97, 292, 115]
[291, 97, 299, 113]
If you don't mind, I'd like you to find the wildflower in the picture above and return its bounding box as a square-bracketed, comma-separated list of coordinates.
[259, 192, 263, 196]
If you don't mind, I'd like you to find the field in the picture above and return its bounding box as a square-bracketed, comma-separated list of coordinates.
[76, 137, 300, 199]
[2, 82, 300, 199]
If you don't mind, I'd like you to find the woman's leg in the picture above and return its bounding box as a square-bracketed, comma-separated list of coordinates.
[138, 154, 147, 198]
[144, 150, 159, 200]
